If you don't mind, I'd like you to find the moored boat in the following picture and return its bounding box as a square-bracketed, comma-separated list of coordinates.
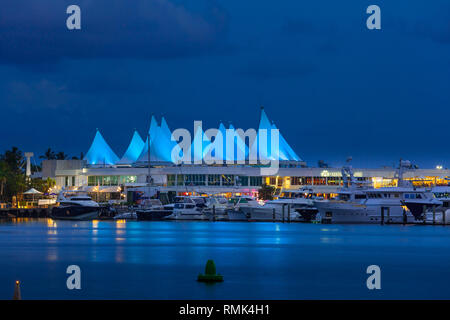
[136, 199, 173, 221]
[50, 191, 100, 220]
[165, 196, 208, 220]
[313, 160, 430, 224]
[226, 196, 259, 221]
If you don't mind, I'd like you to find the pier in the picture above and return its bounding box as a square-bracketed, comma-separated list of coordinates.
[0, 208, 50, 218]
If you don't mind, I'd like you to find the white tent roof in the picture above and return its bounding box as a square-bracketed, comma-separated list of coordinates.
[23, 188, 42, 194]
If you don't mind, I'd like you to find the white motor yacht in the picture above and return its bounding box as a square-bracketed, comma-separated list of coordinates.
[203, 197, 231, 221]
[240, 198, 304, 221]
[314, 160, 438, 224]
[412, 186, 450, 225]
[226, 196, 260, 221]
[404, 186, 449, 224]
[165, 196, 208, 220]
[135, 199, 172, 221]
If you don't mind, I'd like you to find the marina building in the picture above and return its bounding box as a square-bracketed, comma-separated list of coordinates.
[41, 108, 450, 203]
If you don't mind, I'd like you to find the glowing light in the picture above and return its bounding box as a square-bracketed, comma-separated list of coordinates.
[84, 130, 119, 165]
[117, 130, 145, 164]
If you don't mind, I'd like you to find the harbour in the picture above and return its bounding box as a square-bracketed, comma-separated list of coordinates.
[4, 108, 445, 226]
[1, 219, 450, 300]
[0, 0, 449, 303]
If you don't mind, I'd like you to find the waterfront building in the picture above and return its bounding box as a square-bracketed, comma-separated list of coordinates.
[40, 108, 450, 203]
[41, 159, 450, 203]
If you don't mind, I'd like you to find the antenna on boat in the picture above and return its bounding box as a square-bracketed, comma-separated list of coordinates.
[342, 157, 355, 189]
[396, 159, 413, 187]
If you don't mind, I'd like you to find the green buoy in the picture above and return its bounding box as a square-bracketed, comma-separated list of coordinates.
[197, 259, 223, 282]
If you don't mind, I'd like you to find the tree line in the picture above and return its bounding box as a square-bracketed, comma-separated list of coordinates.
[0, 147, 82, 203]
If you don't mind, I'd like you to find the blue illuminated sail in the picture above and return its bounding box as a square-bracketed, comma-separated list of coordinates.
[228, 123, 247, 162]
[272, 122, 301, 161]
[137, 115, 159, 162]
[250, 107, 301, 161]
[117, 130, 145, 164]
[152, 117, 177, 162]
[188, 124, 211, 162]
[216, 122, 227, 160]
[270, 123, 289, 161]
[84, 130, 119, 165]
[250, 107, 273, 161]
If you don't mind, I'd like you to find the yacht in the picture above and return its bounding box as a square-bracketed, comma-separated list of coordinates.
[314, 160, 434, 224]
[51, 191, 100, 220]
[401, 187, 445, 220]
[114, 211, 137, 220]
[432, 186, 450, 212]
[226, 196, 260, 221]
[423, 209, 450, 225]
[241, 198, 303, 221]
[315, 187, 424, 224]
[403, 186, 449, 224]
[280, 188, 319, 222]
[165, 196, 208, 220]
[136, 199, 172, 221]
[202, 197, 231, 221]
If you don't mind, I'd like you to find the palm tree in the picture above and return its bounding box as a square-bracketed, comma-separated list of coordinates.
[258, 184, 275, 200]
[0, 147, 26, 203]
[43, 177, 56, 194]
[55, 152, 68, 160]
[30, 177, 55, 194]
[0, 161, 8, 201]
[72, 152, 84, 160]
[40, 148, 56, 160]
[1, 147, 24, 174]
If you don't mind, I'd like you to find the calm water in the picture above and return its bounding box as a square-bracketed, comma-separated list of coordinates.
[0, 218, 449, 299]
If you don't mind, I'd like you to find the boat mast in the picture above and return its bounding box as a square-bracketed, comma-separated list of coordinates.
[147, 133, 151, 186]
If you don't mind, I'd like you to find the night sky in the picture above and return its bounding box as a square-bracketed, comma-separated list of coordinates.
[0, 0, 448, 168]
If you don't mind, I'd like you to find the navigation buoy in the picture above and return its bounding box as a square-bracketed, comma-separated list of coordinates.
[13, 280, 21, 300]
[197, 260, 223, 282]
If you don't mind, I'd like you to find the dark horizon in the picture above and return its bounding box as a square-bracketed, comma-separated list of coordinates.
[1, 0, 449, 169]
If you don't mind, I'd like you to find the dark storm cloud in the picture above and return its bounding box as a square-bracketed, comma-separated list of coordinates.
[1, 78, 69, 112]
[0, 0, 449, 168]
[0, 0, 229, 66]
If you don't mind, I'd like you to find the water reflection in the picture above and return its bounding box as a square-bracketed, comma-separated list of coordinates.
[1, 219, 450, 299]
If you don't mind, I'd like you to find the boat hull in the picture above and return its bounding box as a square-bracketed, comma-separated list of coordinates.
[241, 206, 299, 221]
[403, 201, 437, 220]
[424, 209, 450, 225]
[165, 213, 208, 220]
[136, 210, 172, 221]
[226, 210, 248, 221]
[50, 206, 100, 220]
[314, 201, 414, 224]
[295, 207, 319, 222]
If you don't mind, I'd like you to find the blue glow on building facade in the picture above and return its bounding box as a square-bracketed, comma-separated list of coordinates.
[84, 130, 120, 165]
[84, 108, 302, 165]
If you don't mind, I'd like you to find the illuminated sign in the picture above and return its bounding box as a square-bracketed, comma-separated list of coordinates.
[320, 170, 340, 177]
[321, 170, 363, 177]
